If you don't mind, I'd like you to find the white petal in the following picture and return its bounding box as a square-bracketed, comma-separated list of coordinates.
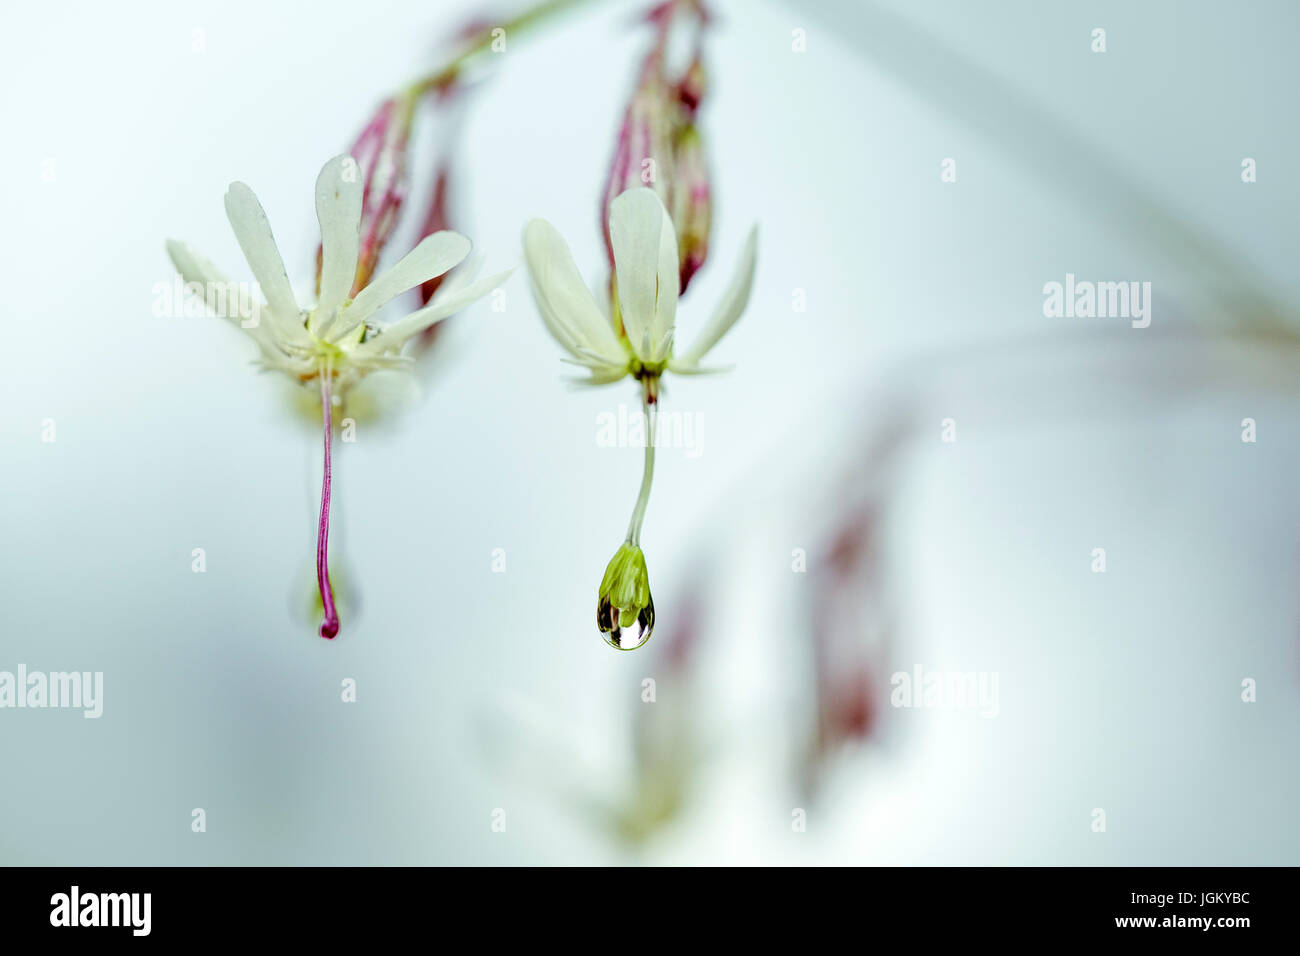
[523, 218, 627, 366]
[223, 182, 308, 344]
[360, 267, 514, 351]
[560, 360, 634, 386]
[666, 358, 735, 375]
[677, 224, 757, 364]
[314, 154, 364, 322]
[572, 346, 628, 368]
[333, 231, 471, 339]
[166, 239, 229, 290]
[609, 187, 678, 362]
[166, 239, 272, 343]
[430, 251, 483, 302]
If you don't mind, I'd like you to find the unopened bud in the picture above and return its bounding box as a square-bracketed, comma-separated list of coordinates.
[417, 165, 453, 305]
[668, 125, 710, 293]
[601, 2, 712, 296]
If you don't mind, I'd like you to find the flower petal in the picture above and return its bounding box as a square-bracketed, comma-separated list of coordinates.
[333, 231, 471, 339]
[166, 238, 229, 290]
[166, 239, 269, 337]
[360, 267, 514, 351]
[224, 182, 309, 344]
[315, 154, 364, 324]
[428, 250, 483, 302]
[609, 187, 678, 363]
[665, 358, 735, 375]
[676, 224, 757, 365]
[523, 218, 627, 366]
[560, 359, 634, 386]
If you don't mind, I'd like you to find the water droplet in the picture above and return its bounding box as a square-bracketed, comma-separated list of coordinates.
[598, 595, 655, 651]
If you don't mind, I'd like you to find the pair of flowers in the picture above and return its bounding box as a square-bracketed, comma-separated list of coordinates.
[168, 155, 756, 645]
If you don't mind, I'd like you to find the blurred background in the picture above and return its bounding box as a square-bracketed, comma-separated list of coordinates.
[2, 0, 1298, 864]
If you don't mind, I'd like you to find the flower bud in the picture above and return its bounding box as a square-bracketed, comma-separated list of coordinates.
[668, 123, 710, 293]
[601, 1, 712, 296]
[597, 543, 655, 650]
[417, 164, 453, 305]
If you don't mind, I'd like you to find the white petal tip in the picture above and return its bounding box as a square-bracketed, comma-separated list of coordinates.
[318, 154, 361, 184]
[523, 218, 555, 243]
[610, 185, 665, 212]
[423, 229, 473, 258]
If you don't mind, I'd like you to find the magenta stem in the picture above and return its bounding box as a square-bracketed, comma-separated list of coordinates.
[317, 370, 340, 638]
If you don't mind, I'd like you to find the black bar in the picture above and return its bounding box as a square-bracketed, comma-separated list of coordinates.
[0, 866, 1284, 941]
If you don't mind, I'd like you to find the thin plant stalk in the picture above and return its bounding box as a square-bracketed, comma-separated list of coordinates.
[406, 0, 599, 98]
[317, 364, 340, 639]
[625, 386, 657, 546]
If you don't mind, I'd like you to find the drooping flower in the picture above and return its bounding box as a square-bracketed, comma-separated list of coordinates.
[170, 155, 508, 395]
[166, 154, 509, 639]
[525, 186, 756, 390]
[523, 185, 756, 650]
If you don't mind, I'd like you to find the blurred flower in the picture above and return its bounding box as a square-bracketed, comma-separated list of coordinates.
[597, 542, 655, 650]
[166, 154, 510, 639]
[804, 507, 886, 795]
[602, 0, 712, 294]
[525, 186, 756, 388]
[610, 567, 707, 840]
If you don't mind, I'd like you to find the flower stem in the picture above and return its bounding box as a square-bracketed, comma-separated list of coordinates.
[317, 367, 340, 639]
[406, 0, 599, 97]
[625, 382, 658, 546]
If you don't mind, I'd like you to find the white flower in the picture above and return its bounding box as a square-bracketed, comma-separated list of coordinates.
[523, 186, 757, 386]
[167, 154, 511, 393]
[523, 187, 758, 652]
[165, 154, 511, 641]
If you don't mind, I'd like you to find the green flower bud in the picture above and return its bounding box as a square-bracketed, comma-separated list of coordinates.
[597, 543, 656, 650]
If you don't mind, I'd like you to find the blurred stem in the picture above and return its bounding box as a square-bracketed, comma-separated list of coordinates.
[827, 1, 1294, 334]
[626, 382, 657, 546]
[406, 0, 600, 98]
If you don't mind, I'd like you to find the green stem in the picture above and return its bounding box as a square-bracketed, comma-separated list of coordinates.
[405, 0, 599, 98]
[625, 384, 657, 546]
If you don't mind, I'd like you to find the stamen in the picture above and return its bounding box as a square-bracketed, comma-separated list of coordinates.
[317, 366, 340, 638]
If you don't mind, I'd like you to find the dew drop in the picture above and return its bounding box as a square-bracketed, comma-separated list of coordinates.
[598, 595, 655, 651]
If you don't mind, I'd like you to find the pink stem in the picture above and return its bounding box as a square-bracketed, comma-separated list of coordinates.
[317, 371, 340, 639]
